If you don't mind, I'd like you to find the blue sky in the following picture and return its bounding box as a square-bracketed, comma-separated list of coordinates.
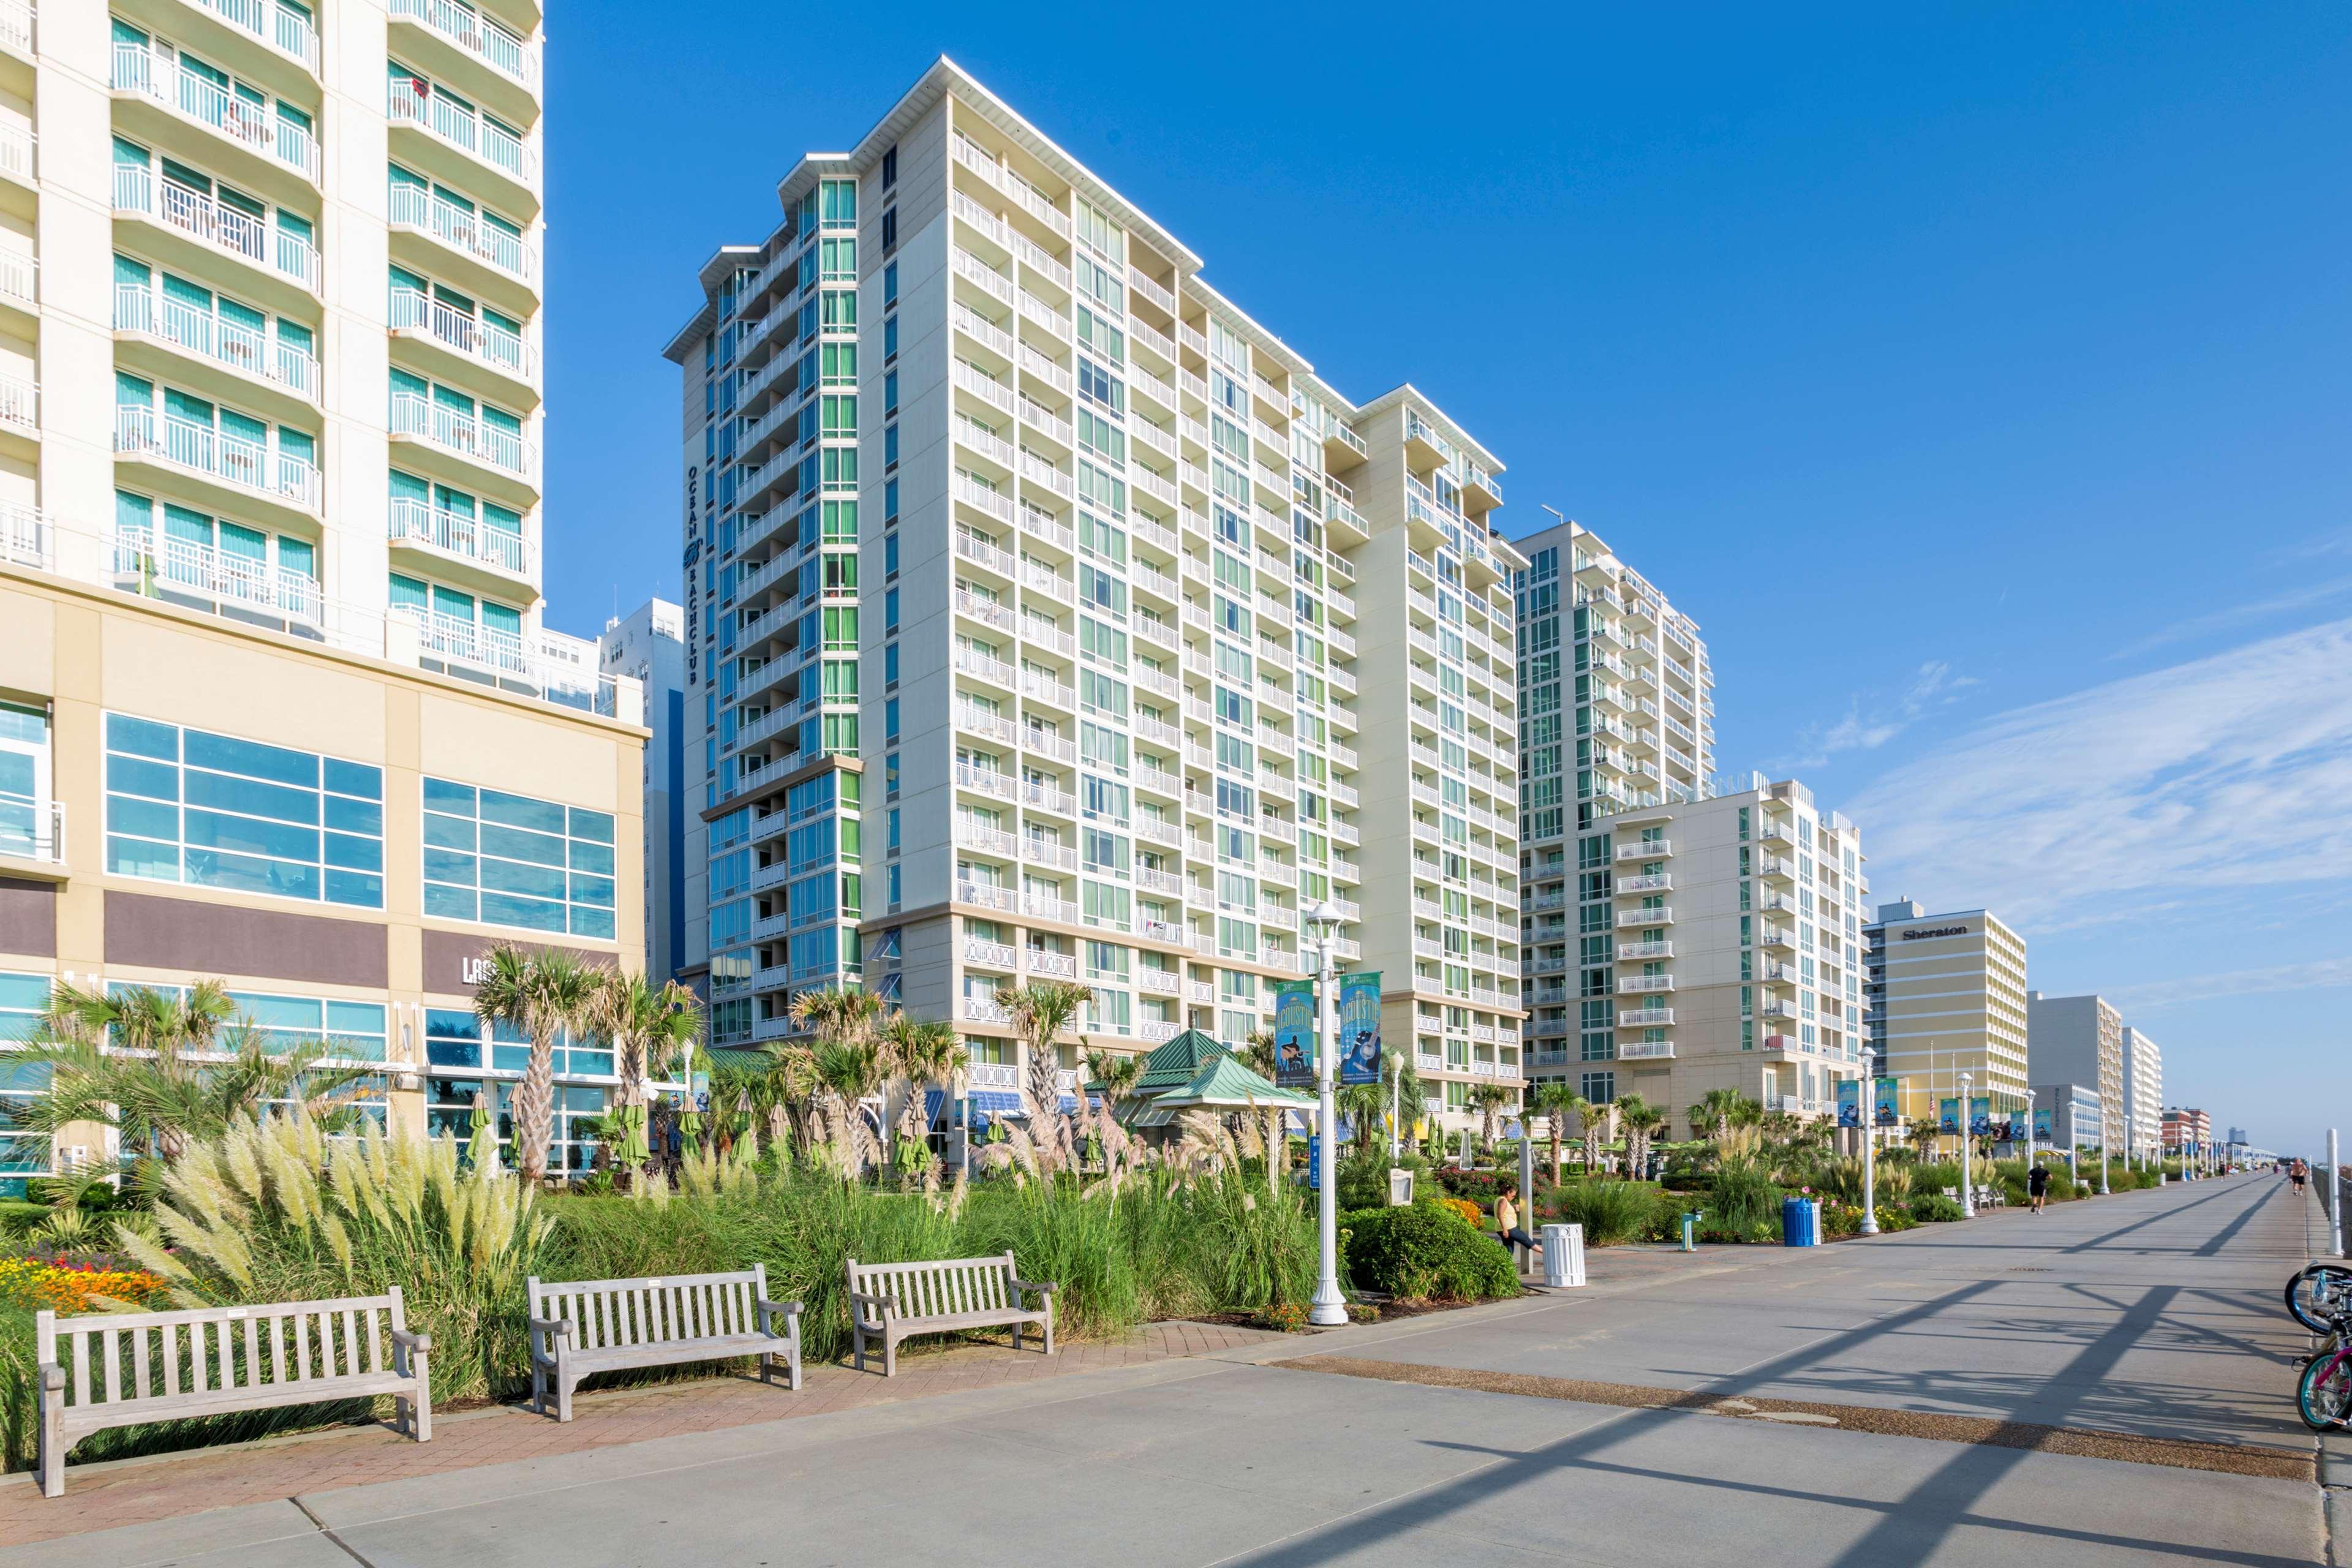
[538, 4, 2351, 1158]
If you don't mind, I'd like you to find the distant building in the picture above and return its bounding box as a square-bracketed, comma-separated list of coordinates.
[599, 601, 688, 982]
[1864, 900, 2029, 1128]
[2027, 993, 2124, 1150]
[2162, 1107, 2212, 1153]
[2121, 1025, 2163, 1163]
[2034, 1082, 2103, 1152]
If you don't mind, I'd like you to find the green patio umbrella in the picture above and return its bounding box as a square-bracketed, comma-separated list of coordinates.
[467, 1088, 503, 1177]
[609, 1100, 650, 1166]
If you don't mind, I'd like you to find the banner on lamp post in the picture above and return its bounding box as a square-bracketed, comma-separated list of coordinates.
[1337, 970, 1382, 1086]
[1969, 1096, 1994, 1138]
[1939, 1098, 1961, 1136]
[1271, 981, 1317, 1088]
[2034, 1106, 2054, 1140]
[1836, 1080, 1861, 1129]
[1873, 1077, 1901, 1129]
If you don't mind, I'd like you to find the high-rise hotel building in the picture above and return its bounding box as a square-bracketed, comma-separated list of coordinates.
[0, 2, 649, 1189]
[664, 59, 1524, 1128]
[1862, 900, 2030, 1125]
[1514, 524, 1869, 1123]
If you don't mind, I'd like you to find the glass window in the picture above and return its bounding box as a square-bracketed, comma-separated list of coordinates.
[104, 713, 383, 907]
[422, 778, 617, 938]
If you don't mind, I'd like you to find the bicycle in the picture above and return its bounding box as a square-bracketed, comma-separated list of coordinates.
[2297, 1310, 2352, 1431]
[2288, 1261, 2352, 1332]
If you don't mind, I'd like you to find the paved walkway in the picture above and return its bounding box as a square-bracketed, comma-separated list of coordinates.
[0, 1319, 1285, 1548]
[3, 1173, 2331, 1567]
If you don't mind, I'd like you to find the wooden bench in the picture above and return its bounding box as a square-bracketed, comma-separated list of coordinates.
[35, 1288, 430, 1498]
[846, 1253, 1055, 1378]
[527, 1267, 801, 1423]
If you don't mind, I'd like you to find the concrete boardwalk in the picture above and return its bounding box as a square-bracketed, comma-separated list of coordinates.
[2, 1172, 2331, 1567]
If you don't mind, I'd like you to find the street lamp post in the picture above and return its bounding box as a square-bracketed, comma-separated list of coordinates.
[1304, 901, 1347, 1327]
[2099, 1120, 2111, 1195]
[1959, 1071, 1975, 1218]
[1859, 1080, 1880, 1236]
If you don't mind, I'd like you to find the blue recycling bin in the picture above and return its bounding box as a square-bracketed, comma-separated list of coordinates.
[1781, 1196, 1822, 1247]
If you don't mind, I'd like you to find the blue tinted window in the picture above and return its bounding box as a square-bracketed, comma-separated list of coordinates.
[104, 715, 384, 908]
[423, 777, 619, 938]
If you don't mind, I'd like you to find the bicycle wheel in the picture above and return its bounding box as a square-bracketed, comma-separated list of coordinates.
[2289, 1265, 2350, 1332]
[2299, 1352, 2352, 1431]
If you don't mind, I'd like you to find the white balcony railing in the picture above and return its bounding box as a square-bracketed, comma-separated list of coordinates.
[386, 78, 536, 187]
[386, 496, 532, 577]
[115, 284, 318, 402]
[113, 526, 320, 626]
[388, 286, 534, 381]
[115, 405, 318, 510]
[388, 0, 536, 88]
[389, 182, 533, 282]
[113, 45, 319, 183]
[189, 0, 319, 71]
[114, 167, 320, 293]
[1616, 840, 1672, 861]
[390, 389, 533, 479]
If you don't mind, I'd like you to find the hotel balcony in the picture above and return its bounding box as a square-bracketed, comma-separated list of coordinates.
[1618, 1040, 1676, 1061]
[1615, 907, 1673, 928]
[386, 497, 535, 586]
[1615, 840, 1671, 861]
[113, 43, 320, 188]
[1619, 1008, 1675, 1028]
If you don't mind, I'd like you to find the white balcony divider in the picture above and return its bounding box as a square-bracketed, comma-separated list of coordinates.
[389, 388, 533, 478]
[112, 44, 319, 183]
[0, 122, 31, 185]
[0, 504, 45, 569]
[190, 0, 318, 70]
[115, 405, 318, 509]
[0, 250, 31, 307]
[0, 372, 30, 431]
[386, 80, 536, 187]
[389, 182, 532, 282]
[114, 166, 320, 292]
[113, 526, 320, 625]
[388, 0, 535, 87]
[115, 282, 318, 402]
[388, 285, 533, 379]
[387, 495, 530, 576]
[0, 2, 28, 57]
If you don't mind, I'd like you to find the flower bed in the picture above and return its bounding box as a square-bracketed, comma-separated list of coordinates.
[0, 1256, 173, 1313]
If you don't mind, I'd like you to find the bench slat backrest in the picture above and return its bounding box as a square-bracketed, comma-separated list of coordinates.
[846, 1253, 1020, 1319]
[529, 1267, 768, 1351]
[35, 1287, 407, 1418]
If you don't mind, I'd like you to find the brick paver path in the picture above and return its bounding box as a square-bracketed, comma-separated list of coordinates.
[0, 1320, 1285, 1546]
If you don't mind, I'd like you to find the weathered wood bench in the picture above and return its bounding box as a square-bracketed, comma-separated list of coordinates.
[527, 1267, 801, 1422]
[35, 1288, 430, 1498]
[846, 1253, 1055, 1378]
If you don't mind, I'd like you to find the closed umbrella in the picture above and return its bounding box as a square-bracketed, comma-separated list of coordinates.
[469, 1088, 503, 1177]
[610, 1100, 650, 1167]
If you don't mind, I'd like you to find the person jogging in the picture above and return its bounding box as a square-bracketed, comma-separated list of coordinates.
[2028, 1158, 2052, 1213]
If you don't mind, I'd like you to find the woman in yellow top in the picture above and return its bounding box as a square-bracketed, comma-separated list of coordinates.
[1494, 1183, 1539, 1261]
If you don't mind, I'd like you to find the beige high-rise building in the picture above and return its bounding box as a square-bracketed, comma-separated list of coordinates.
[1523, 771, 1868, 1129]
[1863, 900, 2030, 1125]
[0, 2, 650, 1191]
[2028, 990, 2125, 1148]
[663, 59, 1523, 1133]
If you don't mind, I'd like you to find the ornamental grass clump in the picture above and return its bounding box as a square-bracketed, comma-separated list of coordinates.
[1550, 1179, 1670, 1247]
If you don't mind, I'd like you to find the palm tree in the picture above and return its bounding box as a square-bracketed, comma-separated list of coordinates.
[1693, 1087, 1754, 1142]
[1580, 1098, 1613, 1175]
[994, 981, 1092, 1169]
[786, 986, 883, 1154]
[1240, 1028, 1291, 1191]
[15, 981, 374, 1166]
[471, 944, 600, 1185]
[1084, 1047, 1141, 1114]
[1615, 1092, 1664, 1179]
[883, 1012, 965, 1179]
[812, 1036, 886, 1175]
[1905, 1118, 1942, 1159]
[1468, 1083, 1515, 1158]
[1527, 1083, 1588, 1186]
[590, 970, 702, 1182]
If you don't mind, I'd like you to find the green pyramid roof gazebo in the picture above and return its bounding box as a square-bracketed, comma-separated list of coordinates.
[1107, 1029, 1317, 1128]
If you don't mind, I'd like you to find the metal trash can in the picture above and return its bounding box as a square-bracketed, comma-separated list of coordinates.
[1679, 1212, 1700, 1252]
[1542, 1222, 1585, 1287]
[1781, 1196, 1822, 1247]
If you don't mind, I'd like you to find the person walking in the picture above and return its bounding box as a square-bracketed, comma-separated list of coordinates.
[2028, 1158, 2052, 1213]
[1494, 1183, 1540, 1267]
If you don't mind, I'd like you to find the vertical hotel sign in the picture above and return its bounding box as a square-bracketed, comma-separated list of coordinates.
[1270, 981, 1316, 1088]
[683, 466, 701, 687]
[1338, 971, 1382, 1086]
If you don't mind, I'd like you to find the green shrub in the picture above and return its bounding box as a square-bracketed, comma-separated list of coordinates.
[1707, 1160, 1784, 1238]
[1914, 1161, 1964, 1194]
[1341, 1204, 1518, 1301]
[1551, 1180, 1671, 1246]
[1910, 1194, 1966, 1223]
[0, 1200, 43, 1237]
[1872, 1204, 1918, 1232]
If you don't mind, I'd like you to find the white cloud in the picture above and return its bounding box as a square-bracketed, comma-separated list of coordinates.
[1846, 617, 2352, 924]
[1777, 660, 1978, 769]
[2109, 573, 2352, 660]
[2111, 956, 2352, 1012]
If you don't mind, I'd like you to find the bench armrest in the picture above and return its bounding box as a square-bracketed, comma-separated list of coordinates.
[39, 1362, 63, 1393]
[527, 1316, 571, 1363]
[389, 1327, 432, 1354]
[846, 1289, 896, 1324]
[1009, 1278, 1058, 1298]
[756, 1298, 802, 1327]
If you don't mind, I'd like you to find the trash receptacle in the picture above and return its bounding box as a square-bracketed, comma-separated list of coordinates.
[1679, 1212, 1700, 1252]
[1781, 1196, 1822, 1247]
[1542, 1222, 1585, 1287]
